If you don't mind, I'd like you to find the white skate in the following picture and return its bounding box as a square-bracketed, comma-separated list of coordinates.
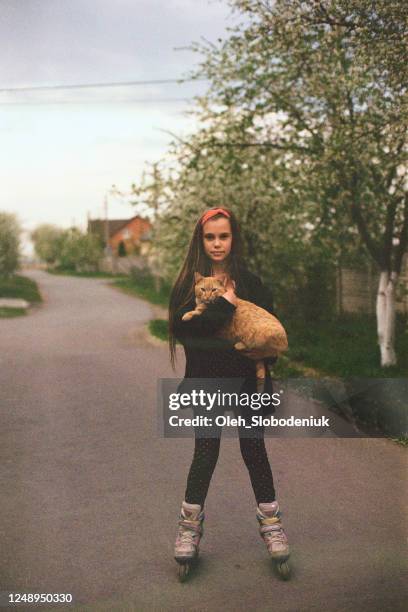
[257, 501, 290, 579]
[174, 501, 204, 581]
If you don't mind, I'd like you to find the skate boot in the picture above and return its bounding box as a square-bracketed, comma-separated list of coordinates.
[174, 501, 204, 581]
[257, 501, 290, 579]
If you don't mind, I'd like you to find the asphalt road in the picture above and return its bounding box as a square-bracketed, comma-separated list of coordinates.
[0, 270, 406, 612]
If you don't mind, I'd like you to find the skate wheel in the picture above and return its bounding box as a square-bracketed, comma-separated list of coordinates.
[276, 560, 290, 580]
[178, 563, 190, 582]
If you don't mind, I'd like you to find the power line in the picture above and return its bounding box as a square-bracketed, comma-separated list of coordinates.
[0, 77, 207, 94]
[0, 97, 194, 106]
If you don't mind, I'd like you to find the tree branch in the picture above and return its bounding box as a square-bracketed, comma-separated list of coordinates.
[205, 139, 312, 154]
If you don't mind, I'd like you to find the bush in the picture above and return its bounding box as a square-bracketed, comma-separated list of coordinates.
[0, 212, 21, 277]
[118, 240, 127, 257]
[31, 224, 64, 264]
[57, 228, 103, 272]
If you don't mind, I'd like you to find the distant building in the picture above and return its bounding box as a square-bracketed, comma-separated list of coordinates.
[88, 216, 151, 256]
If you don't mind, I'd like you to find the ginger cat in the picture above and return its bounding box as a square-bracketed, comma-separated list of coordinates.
[182, 273, 288, 384]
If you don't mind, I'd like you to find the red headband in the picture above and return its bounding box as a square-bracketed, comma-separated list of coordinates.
[200, 208, 231, 226]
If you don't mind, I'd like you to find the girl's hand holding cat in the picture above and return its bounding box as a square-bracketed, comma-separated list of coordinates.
[223, 288, 237, 306]
[214, 275, 237, 305]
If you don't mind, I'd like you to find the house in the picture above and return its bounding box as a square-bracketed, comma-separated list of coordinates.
[88, 216, 151, 256]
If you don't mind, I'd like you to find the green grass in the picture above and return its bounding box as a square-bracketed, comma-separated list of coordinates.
[285, 313, 408, 377]
[113, 276, 170, 307]
[269, 355, 305, 378]
[0, 274, 42, 318]
[392, 437, 408, 447]
[0, 307, 27, 318]
[148, 319, 169, 342]
[0, 274, 42, 303]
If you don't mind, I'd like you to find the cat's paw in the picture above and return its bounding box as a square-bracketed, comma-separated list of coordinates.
[256, 359, 266, 374]
[234, 341, 247, 351]
[182, 312, 194, 321]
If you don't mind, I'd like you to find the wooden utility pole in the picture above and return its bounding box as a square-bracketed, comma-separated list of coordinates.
[104, 194, 109, 252]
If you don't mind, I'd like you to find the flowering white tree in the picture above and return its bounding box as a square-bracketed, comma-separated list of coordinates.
[187, 0, 408, 366]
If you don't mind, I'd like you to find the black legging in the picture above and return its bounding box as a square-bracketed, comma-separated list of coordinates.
[184, 422, 276, 508]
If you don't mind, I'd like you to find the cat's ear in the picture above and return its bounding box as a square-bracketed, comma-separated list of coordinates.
[194, 272, 203, 283]
[219, 274, 228, 287]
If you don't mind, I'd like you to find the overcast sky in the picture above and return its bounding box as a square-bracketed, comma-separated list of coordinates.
[0, 0, 236, 253]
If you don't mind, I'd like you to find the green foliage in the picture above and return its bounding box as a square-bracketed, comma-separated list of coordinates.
[31, 224, 103, 272]
[190, 0, 407, 275]
[0, 212, 21, 277]
[31, 224, 64, 264]
[129, 0, 407, 366]
[118, 240, 127, 257]
[57, 228, 103, 272]
[138, 0, 406, 293]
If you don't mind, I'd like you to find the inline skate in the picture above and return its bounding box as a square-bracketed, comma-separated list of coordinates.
[174, 501, 204, 581]
[257, 501, 291, 580]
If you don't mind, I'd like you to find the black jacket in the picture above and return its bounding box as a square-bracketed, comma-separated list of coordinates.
[173, 268, 278, 416]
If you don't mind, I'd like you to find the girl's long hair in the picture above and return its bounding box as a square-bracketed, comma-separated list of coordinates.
[168, 208, 245, 368]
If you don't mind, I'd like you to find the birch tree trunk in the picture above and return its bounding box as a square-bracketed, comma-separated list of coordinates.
[376, 271, 398, 366]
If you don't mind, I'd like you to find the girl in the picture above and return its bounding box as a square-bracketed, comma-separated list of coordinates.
[168, 207, 290, 576]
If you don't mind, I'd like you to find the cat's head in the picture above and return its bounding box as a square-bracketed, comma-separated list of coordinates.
[193, 272, 227, 303]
